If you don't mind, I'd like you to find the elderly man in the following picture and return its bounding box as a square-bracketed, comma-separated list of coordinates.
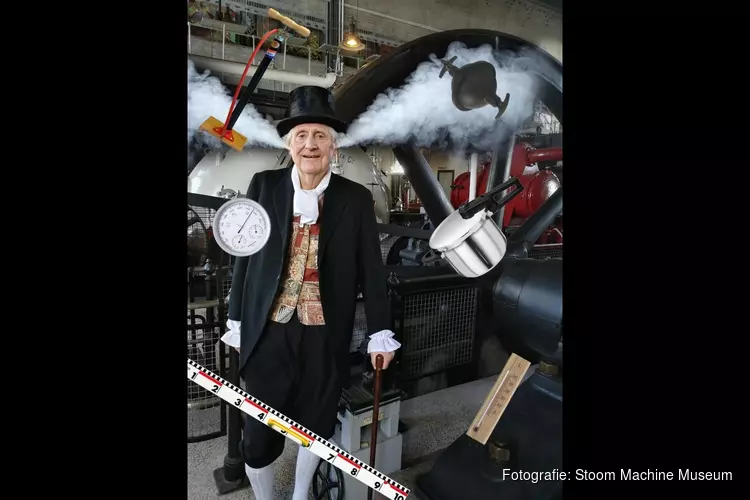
[221, 85, 400, 500]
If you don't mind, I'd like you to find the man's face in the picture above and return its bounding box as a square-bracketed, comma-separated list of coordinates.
[288, 123, 335, 176]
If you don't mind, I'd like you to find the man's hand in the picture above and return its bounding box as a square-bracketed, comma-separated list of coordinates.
[370, 351, 394, 370]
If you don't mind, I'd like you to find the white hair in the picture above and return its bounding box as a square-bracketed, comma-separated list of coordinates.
[282, 125, 341, 150]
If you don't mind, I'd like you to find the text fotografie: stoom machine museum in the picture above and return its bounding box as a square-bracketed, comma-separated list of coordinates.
[502, 469, 732, 482]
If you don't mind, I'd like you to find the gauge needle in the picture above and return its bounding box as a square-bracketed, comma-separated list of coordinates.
[237, 209, 255, 233]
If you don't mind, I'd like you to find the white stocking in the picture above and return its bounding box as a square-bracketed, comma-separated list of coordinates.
[245, 462, 275, 500]
[292, 445, 321, 500]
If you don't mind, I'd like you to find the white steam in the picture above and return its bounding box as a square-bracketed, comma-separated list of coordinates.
[337, 42, 545, 151]
[187, 60, 284, 149]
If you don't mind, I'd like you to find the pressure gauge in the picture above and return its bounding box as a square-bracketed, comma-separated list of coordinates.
[213, 198, 271, 257]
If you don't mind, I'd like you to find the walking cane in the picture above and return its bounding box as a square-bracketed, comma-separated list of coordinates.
[368, 354, 384, 500]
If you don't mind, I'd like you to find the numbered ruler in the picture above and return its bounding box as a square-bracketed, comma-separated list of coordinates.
[188, 358, 411, 499]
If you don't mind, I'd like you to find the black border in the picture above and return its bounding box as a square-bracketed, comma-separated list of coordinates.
[50, 5, 188, 497]
[563, 4, 738, 497]
[50, 3, 739, 498]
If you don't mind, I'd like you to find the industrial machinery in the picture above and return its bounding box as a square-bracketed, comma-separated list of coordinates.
[449, 156, 491, 210]
[450, 142, 562, 247]
[187, 144, 393, 282]
[187, 24, 562, 500]
[188, 146, 391, 223]
[334, 28, 563, 500]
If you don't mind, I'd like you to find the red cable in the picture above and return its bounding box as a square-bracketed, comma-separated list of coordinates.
[220, 28, 278, 134]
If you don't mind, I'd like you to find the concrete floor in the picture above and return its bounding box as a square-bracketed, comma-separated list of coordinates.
[187, 375, 502, 500]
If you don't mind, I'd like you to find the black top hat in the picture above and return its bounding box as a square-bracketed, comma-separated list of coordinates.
[276, 85, 348, 138]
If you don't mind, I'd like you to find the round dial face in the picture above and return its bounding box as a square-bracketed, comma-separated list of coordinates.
[213, 198, 271, 257]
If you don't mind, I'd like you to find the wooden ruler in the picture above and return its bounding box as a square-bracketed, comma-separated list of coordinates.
[466, 353, 531, 444]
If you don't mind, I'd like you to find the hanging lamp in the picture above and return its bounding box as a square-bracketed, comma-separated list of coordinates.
[339, 18, 364, 51]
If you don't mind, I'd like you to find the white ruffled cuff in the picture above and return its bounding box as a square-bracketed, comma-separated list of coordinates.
[221, 319, 241, 348]
[367, 330, 401, 353]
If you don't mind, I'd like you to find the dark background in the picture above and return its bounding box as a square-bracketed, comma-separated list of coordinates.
[21, 2, 741, 497]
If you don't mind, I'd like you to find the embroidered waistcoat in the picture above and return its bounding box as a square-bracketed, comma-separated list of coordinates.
[268, 209, 326, 326]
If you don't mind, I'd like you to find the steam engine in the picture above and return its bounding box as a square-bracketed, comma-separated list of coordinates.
[450, 142, 563, 249]
[188, 26, 563, 500]
[331, 28, 564, 500]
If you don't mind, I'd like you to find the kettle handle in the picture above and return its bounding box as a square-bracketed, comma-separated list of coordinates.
[458, 177, 523, 220]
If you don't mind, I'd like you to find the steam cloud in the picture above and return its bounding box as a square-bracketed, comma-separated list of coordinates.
[337, 41, 551, 151]
[188, 60, 284, 150]
[187, 42, 557, 154]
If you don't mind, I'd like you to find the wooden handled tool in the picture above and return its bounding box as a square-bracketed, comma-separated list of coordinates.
[197, 9, 311, 151]
[268, 8, 311, 37]
[368, 354, 384, 500]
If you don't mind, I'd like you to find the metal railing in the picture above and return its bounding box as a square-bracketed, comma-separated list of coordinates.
[187, 265, 230, 443]
[187, 20, 364, 83]
[187, 194, 236, 444]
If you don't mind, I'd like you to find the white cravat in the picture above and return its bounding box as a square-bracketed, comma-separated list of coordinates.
[291, 165, 331, 224]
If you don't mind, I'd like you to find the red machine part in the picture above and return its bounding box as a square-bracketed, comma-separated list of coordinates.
[536, 224, 563, 244]
[503, 142, 562, 229]
[508, 143, 563, 178]
[450, 160, 490, 208]
[449, 143, 562, 235]
[502, 168, 561, 229]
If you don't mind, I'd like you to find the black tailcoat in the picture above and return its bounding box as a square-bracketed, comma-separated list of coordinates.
[228, 167, 393, 389]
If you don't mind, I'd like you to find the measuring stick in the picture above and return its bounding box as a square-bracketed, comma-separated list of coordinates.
[466, 353, 530, 444]
[187, 358, 411, 499]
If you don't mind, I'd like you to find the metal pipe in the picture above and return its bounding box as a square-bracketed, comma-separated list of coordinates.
[220, 348, 245, 484]
[211, 266, 245, 490]
[222, 25, 226, 59]
[282, 39, 287, 92]
[339, 0, 344, 44]
[371, 167, 392, 223]
[188, 54, 337, 88]
[392, 142, 453, 227]
[338, 0, 344, 76]
[496, 134, 516, 227]
[527, 146, 562, 163]
[326, 0, 339, 75]
[188, 22, 192, 54]
[469, 152, 478, 201]
[486, 144, 505, 191]
[506, 187, 562, 258]
[386, 272, 474, 291]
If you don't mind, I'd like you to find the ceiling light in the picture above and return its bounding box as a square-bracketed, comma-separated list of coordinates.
[339, 19, 364, 52]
